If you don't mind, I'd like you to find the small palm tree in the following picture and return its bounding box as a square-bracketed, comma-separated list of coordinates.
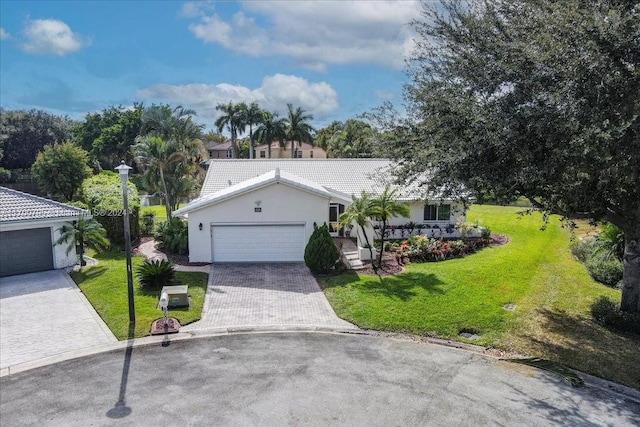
[370, 185, 411, 269]
[55, 214, 109, 268]
[215, 102, 246, 158]
[254, 111, 287, 158]
[240, 102, 264, 159]
[340, 191, 377, 271]
[284, 103, 315, 158]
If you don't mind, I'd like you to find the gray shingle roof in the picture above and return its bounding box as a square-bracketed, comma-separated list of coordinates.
[202, 159, 405, 199]
[0, 187, 88, 223]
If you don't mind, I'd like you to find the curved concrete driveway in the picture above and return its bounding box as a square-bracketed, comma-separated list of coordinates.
[183, 263, 356, 332]
[1, 333, 638, 426]
[0, 270, 116, 370]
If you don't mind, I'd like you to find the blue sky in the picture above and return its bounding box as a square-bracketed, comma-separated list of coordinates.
[0, 1, 419, 131]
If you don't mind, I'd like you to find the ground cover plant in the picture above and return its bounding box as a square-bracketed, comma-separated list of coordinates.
[320, 205, 639, 389]
[70, 251, 207, 339]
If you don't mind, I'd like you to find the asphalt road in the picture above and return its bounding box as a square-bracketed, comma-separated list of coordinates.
[1, 332, 638, 426]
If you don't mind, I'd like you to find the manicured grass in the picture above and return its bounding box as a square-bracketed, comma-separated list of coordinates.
[70, 252, 207, 340]
[141, 204, 186, 224]
[320, 205, 639, 389]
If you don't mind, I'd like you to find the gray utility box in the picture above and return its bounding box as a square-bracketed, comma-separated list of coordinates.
[160, 285, 190, 309]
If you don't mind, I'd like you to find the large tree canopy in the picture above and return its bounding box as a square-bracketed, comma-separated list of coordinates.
[384, 0, 639, 312]
[31, 141, 91, 201]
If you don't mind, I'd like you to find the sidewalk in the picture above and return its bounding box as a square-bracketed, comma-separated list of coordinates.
[137, 239, 210, 273]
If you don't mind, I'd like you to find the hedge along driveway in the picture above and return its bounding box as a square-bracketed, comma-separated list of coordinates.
[320, 205, 638, 389]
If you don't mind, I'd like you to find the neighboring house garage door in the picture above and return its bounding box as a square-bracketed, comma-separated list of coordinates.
[0, 228, 54, 277]
[212, 224, 305, 263]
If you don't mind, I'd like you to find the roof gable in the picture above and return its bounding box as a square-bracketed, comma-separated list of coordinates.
[0, 187, 89, 223]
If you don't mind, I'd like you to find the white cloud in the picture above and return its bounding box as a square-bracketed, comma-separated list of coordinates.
[0, 28, 9, 40]
[186, 1, 418, 71]
[136, 74, 339, 123]
[20, 19, 89, 56]
[374, 90, 396, 100]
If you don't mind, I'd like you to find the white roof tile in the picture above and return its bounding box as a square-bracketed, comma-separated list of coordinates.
[0, 186, 89, 223]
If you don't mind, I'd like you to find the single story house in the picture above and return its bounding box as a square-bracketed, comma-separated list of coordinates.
[173, 159, 471, 264]
[207, 141, 233, 159]
[0, 187, 88, 277]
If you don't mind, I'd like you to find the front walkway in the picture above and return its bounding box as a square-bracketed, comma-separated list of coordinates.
[0, 270, 117, 369]
[182, 264, 357, 332]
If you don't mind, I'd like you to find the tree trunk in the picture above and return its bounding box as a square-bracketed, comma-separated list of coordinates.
[231, 129, 238, 159]
[376, 220, 387, 271]
[249, 125, 253, 159]
[290, 139, 294, 158]
[620, 237, 640, 313]
[159, 167, 171, 220]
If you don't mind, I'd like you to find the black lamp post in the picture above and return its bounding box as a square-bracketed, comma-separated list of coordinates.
[115, 161, 135, 325]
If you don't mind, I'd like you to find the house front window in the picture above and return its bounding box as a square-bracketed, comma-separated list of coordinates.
[226, 150, 232, 158]
[310, 151, 314, 158]
[260, 151, 266, 158]
[296, 150, 302, 158]
[424, 204, 451, 221]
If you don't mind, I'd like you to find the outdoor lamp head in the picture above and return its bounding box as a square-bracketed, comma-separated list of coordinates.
[160, 293, 169, 310]
[114, 161, 132, 184]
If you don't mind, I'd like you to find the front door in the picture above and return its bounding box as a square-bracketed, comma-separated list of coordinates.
[329, 204, 345, 237]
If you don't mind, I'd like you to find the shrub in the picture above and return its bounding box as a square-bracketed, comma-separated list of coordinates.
[591, 296, 640, 335]
[570, 240, 591, 262]
[585, 258, 623, 288]
[137, 259, 176, 291]
[141, 211, 156, 235]
[154, 217, 188, 255]
[404, 236, 489, 262]
[0, 168, 12, 183]
[304, 223, 339, 274]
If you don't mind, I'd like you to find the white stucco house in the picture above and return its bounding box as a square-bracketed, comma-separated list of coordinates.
[0, 187, 89, 277]
[173, 159, 471, 264]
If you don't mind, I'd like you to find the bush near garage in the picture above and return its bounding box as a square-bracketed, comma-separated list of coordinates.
[154, 217, 188, 255]
[304, 223, 339, 274]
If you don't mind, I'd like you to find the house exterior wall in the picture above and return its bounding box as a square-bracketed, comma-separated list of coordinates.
[0, 220, 77, 269]
[185, 182, 331, 263]
[255, 146, 327, 159]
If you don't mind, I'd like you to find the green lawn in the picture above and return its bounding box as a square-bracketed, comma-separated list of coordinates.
[320, 205, 639, 389]
[140, 204, 186, 224]
[70, 252, 207, 340]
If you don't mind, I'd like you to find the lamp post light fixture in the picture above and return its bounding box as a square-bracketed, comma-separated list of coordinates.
[115, 161, 135, 325]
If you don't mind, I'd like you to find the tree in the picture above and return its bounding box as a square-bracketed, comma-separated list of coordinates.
[31, 142, 91, 201]
[254, 111, 287, 158]
[370, 185, 410, 270]
[240, 102, 263, 159]
[315, 120, 343, 152]
[284, 103, 315, 158]
[304, 223, 339, 274]
[0, 108, 75, 170]
[215, 102, 246, 158]
[390, 0, 640, 312]
[327, 119, 377, 158]
[54, 213, 109, 267]
[340, 191, 376, 270]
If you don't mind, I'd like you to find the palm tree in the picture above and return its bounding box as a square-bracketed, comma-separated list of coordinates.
[254, 111, 287, 158]
[340, 191, 377, 271]
[284, 103, 315, 158]
[133, 136, 185, 219]
[240, 102, 263, 159]
[215, 102, 246, 158]
[55, 214, 109, 268]
[370, 185, 411, 270]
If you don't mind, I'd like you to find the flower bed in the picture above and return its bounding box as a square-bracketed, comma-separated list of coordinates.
[404, 235, 491, 262]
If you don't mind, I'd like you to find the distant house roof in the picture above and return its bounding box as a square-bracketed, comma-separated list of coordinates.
[208, 142, 233, 151]
[254, 141, 319, 151]
[0, 187, 89, 223]
[173, 168, 332, 216]
[200, 159, 431, 201]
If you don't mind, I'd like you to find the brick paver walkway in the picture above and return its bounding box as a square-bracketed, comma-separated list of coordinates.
[0, 270, 117, 369]
[182, 264, 357, 332]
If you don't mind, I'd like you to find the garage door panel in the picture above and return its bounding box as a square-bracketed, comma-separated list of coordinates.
[0, 228, 54, 277]
[212, 224, 305, 263]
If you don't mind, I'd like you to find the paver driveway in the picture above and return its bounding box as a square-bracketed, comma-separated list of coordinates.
[0, 270, 116, 370]
[182, 263, 356, 332]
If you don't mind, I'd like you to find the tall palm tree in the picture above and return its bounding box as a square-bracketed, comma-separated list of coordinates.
[284, 103, 315, 158]
[240, 102, 263, 159]
[370, 185, 411, 270]
[254, 112, 287, 159]
[215, 102, 246, 158]
[340, 191, 377, 271]
[133, 136, 185, 219]
[55, 214, 109, 268]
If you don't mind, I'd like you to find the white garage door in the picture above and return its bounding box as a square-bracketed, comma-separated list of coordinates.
[211, 224, 306, 263]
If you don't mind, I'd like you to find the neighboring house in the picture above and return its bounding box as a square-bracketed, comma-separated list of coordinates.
[207, 141, 233, 159]
[0, 187, 88, 277]
[173, 159, 470, 264]
[254, 141, 327, 159]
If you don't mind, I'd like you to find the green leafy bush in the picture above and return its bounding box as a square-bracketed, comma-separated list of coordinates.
[137, 259, 177, 291]
[0, 168, 13, 183]
[141, 211, 156, 235]
[585, 258, 623, 288]
[304, 223, 339, 274]
[591, 296, 640, 335]
[154, 217, 188, 255]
